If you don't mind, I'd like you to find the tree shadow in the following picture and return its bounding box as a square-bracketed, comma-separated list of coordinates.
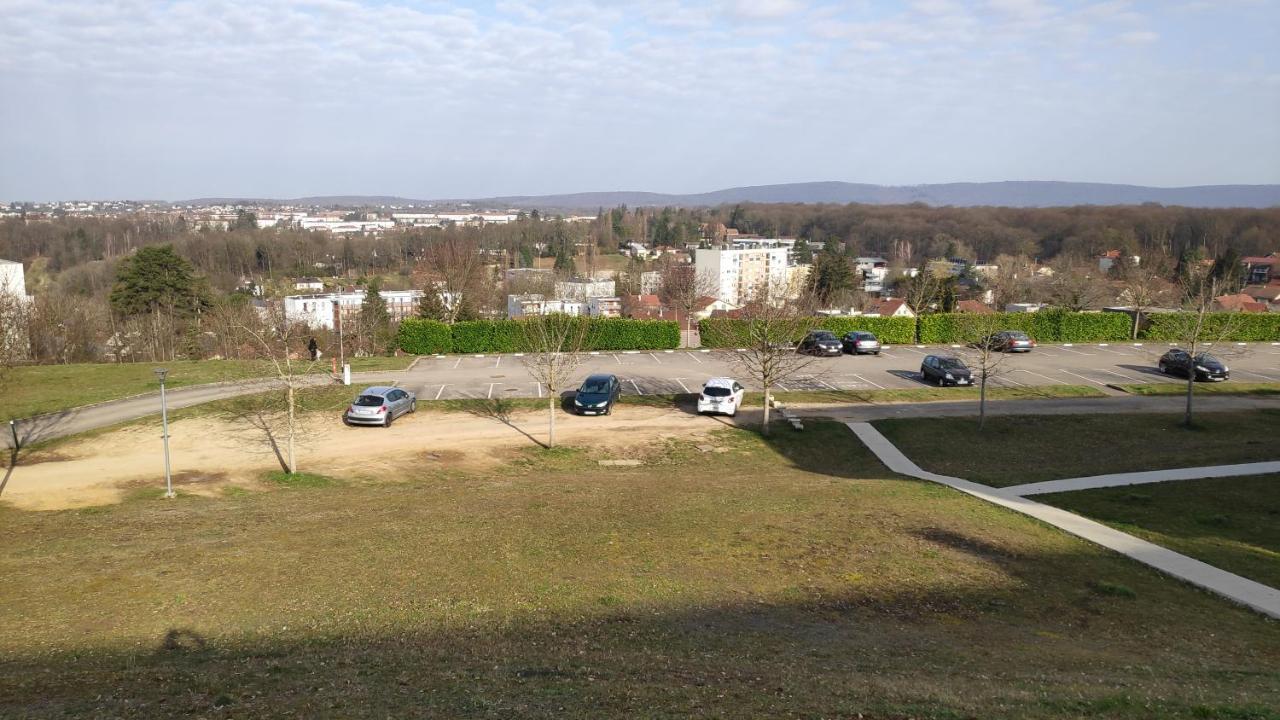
[466, 397, 549, 448]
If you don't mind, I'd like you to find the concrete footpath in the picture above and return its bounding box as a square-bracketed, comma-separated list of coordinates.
[1003, 461, 1280, 496]
[847, 421, 1280, 620]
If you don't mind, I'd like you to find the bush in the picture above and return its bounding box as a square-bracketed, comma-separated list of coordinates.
[399, 317, 682, 354]
[918, 310, 1131, 344]
[1142, 313, 1280, 342]
[698, 316, 915, 348]
[396, 318, 452, 354]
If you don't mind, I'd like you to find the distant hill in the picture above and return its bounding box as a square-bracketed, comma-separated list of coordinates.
[475, 181, 1280, 210]
[181, 181, 1280, 210]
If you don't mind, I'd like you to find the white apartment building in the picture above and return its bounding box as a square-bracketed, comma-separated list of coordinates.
[695, 246, 789, 305]
[507, 294, 585, 318]
[585, 297, 622, 318]
[392, 212, 518, 227]
[640, 270, 662, 295]
[854, 257, 889, 293]
[555, 278, 615, 300]
[283, 289, 423, 329]
[0, 258, 27, 298]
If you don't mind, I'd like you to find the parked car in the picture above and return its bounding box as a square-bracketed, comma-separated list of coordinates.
[920, 355, 973, 386]
[574, 373, 621, 415]
[981, 330, 1036, 353]
[841, 331, 881, 355]
[697, 377, 746, 416]
[344, 386, 416, 427]
[797, 330, 842, 356]
[1157, 349, 1230, 382]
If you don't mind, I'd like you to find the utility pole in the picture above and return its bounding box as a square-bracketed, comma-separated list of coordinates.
[154, 368, 174, 499]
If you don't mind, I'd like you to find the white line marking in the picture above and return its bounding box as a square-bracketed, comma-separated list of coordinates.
[494, 356, 501, 368]
[775, 382, 789, 391]
[994, 374, 1026, 387]
[878, 351, 896, 358]
[628, 379, 644, 395]
[700, 349, 711, 353]
[1055, 346, 1097, 356]
[686, 352, 703, 364]
[675, 378, 690, 393]
[434, 385, 447, 400]
[852, 373, 884, 389]
[623, 350, 640, 354]
[613, 354, 622, 364]
[1097, 368, 1148, 384]
[664, 349, 674, 353]
[590, 351, 600, 355]
[1059, 369, 1110, 387]
[1063, 343, 1074, 347]
[514, 353, 524, 357]
[534, 382, 542, 398]
[473, 354, 485, 358]
[1098, 343, 1109, 347]
[1236, 369, 1280, 382]
[902, 347, 928, 355]
[649, 353, 662, 364]
[435, 354, 445, 359]
[452, 357, 462, 369]
[487, 383, 496, 399]
[818, 379, 839, 390]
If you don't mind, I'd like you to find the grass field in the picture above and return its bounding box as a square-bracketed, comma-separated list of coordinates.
[1041, 474, 1280, 589]
[1, 421, 1277, 718]
[875, 410, 1280, 487]
[1, 356, 415, 420]
[1113, 382, 1280, 396]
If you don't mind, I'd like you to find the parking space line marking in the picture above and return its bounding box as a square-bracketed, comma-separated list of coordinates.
[487, 383, 497, 399]
[494, 356, 501, 368]
[851, 373, 884, 389]
[649, 353, 662, 364]
[995, 374, 1026, 387]
[685, 352, 703, 364]
[776, 382, 789, 391]
[434, 385, 447, 400]
[700, 349, 711, 353]
[1098, 368, 1147, 384]
[1014, 369, 1064, 384]
[1237, 369, 1280, 381]
[534, 382, 542, 398]
[877, 351, 895, 358]
[818, 379, 839, 390]
[902, 347, 928, 355]
[452, 357, 462, 369]
[613, 354, 622, 364]
[1055, 346, 1097, 356]
[1059, 369, 1110, 387]
[628, 379, 644, 395]
[675, 378, 690, 393]
[664, 349, 674, 353]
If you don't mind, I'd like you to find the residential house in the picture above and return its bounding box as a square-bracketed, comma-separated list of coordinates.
[1214, 293, 1268, 313]
[1241, 254, 1277, 285]
[1005, 303, 1046, 313]
[955, 299, 995, 314]
[693, 296, 738, 320]
[507, 294, 584, 318]
[1242, 284, 1280, 309]
[283, 289, 423, 330]
[864, 298, 915, 318]
[1098, 250, 1141, 272]
[293, 277, 324, 291]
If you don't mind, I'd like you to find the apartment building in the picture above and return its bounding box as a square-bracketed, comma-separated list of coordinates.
[695, 246, 789, 305]
[554, 278, 615, 300]
[283, 289, 424, 329]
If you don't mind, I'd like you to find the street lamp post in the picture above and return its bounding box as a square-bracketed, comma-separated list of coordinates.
[155, 368, 174, 499]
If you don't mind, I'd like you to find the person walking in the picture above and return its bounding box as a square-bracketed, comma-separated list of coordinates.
[308, 336, 319, 361]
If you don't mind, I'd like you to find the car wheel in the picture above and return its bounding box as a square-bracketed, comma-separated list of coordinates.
[937, 376, 946, 387]
[342, 417, 352, 427]
[409, 400, 417, 413]
[1158, 362, 1167, 374]
[384, 413, 393, 428]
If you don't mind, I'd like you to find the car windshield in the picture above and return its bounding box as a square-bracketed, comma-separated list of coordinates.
[938, 358, 966, 369]
[703, 386, 732, 397]
[579, 379, 611, 394]
[859, 333, 877, 340]
[1194, 354, 1220, 365]
[812, 332, 837, 341]
[354, 395, 384, 406]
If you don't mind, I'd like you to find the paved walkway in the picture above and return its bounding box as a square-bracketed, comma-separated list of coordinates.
[797, 394, 1280, 422]
[847, 422, 1280, 620]
[1003, 461, 1280, 496]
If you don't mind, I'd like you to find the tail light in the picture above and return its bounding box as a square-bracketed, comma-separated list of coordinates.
[377, 406, 387, 413]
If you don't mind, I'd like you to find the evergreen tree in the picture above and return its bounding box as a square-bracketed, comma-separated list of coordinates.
[110, 245, 205, 317]
[360, 279, 392, 352]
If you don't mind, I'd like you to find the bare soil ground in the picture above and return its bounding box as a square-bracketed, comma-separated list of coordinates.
[2, 406, 726, 511]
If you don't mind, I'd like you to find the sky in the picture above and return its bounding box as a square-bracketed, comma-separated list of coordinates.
[1, 0, 1277, 201]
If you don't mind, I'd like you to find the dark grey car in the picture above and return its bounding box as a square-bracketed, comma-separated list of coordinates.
[344, 386, 417, 427]
[920, 355, 972, 386]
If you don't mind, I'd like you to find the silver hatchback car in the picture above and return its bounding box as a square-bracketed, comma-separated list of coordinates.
[343, 386, 416, 427]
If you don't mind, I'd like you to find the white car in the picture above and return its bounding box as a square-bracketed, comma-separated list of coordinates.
[697, 377, 746, 416]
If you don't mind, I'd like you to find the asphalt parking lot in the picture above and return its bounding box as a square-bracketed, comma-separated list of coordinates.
[394, 342, 1280, 400]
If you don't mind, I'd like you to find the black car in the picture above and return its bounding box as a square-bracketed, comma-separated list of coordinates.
[1158, 349, 1229, 382]
[798, 330, 842, 356]
[980, 330, 1036, 353]
[920, 355, 973, 386]
[574, 373, 621, 415]
[842, 331, 881, 355]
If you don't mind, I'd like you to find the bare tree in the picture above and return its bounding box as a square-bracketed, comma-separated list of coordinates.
[724, 281, 817, 435]
[0, 289, 28, 383]
[415, 235, 491, 323]
[657, 260, 718, 348]
[948, 313, 1014, 431]
[1160, 274, 1242, 428]
[1116, 265, 1175, 340]
[1046, 262, 1108, 311]
[227, 304, 319, 474]
[899, 268, 943, 343]
[519, 314, 588, 448]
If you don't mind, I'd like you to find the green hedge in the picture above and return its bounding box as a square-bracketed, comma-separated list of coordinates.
[396, 319, 453, 354]
[1143, 313, 1280, 342]
[917, 309, 1131, 344]
[699, 316, 915, 347]
[398, 317, 681, 354]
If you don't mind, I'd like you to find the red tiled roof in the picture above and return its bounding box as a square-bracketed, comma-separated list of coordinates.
[955, 299, 995, 314]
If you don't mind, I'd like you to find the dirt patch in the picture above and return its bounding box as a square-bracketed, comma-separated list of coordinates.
[0, 406, 732, 511]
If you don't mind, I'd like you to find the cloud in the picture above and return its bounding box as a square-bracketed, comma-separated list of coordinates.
[723, 0, 806, 20]
[1119, 29, 1159, 44]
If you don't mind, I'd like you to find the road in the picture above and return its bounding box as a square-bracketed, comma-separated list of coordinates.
[8, 342, 1280, 447]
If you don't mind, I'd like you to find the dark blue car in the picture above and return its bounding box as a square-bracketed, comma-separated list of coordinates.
[574, 373, 621, 415]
